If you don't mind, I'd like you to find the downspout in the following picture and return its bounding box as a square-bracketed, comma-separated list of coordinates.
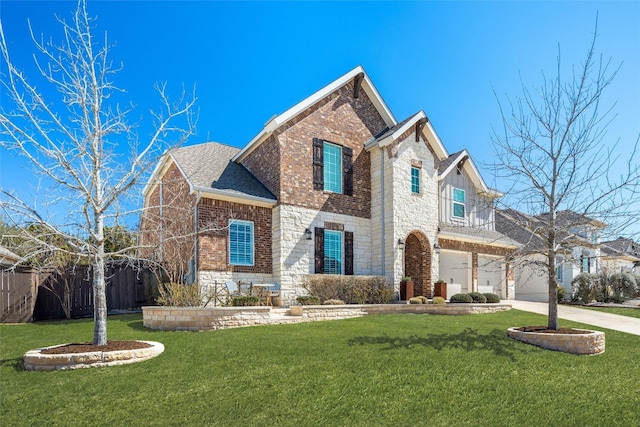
[380, 148, 385, 276]
[194, 190, 202, 285]
[159, 179, 164, 261]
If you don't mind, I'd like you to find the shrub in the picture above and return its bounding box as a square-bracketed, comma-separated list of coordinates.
[571, 273, 598, 303]
[449, 293, 472, 303]
[432, 296, 446, 304]
[157, 282, 202, 307]
[297, 295, 321, 305]
[483, 293, 500, 303]
[323, 299, 345, 305]
[556, 285, 566, 302]
[468, 292, 487, 303]
[231, 295, 259, 306]
[409, 296, 428, 304]
[303, 275, 393, 304]
[609, 272, 637, 299]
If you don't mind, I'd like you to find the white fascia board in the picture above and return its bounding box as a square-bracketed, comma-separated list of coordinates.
[193, 186, 277, 208]
[392, 111, 425, 141]
[361, 72, 396, 127]
[142, 153, 191, 198]
[439, 229, 520, 249]
[423, 120, 448, 159]
[439, 150, 468, 179]
[438, 150, 503, 199]
[142, 153, 196, 201]
[233, 66, 397, 162]
[366, 111, 425, 151]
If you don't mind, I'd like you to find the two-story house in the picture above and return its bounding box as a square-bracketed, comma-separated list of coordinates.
[140, 66, 518, 304]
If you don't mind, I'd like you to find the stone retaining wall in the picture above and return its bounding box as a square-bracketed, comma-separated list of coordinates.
[507, 327, 605, 355]
[143, 303, 511, 332]
[143, 307, 272, 331]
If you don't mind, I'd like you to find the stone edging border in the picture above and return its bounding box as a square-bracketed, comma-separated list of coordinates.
[506, 327, 605, 355]
[23, 340, 165, 371]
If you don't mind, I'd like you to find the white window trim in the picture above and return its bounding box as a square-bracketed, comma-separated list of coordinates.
[452, 187, 466, 219]
[323, 141, 343, 194]
[228, 219, 255, 266]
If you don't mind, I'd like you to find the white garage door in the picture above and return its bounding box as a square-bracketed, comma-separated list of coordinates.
[439, 251, 470, 293]
[478, 256, 503, 295]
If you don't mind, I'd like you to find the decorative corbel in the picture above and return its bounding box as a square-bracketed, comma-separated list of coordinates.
[415, 117, 428, 142]
[353, 72, 364, 99]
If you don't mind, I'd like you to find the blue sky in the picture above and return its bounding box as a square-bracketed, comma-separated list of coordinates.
[1, 1, 639, 235]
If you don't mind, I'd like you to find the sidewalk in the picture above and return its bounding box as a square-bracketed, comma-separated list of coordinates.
[509, 300, 640, 336]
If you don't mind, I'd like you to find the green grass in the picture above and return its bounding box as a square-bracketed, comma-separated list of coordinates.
[581, 306, 640, 319]
[2, 311, 639, 426]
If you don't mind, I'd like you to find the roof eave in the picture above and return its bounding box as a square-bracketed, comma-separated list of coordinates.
[193, 186, 277, 208]
[439, 229, 520, 249]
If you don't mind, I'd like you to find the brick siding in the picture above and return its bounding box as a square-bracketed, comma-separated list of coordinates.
[241, 81, 387, 219]
[197, 198, 272, 274]
[139, 162, 196, 279]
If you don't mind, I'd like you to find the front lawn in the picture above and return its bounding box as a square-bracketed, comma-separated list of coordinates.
[1, 311, 639, 426]
[581, 306, 640, 319]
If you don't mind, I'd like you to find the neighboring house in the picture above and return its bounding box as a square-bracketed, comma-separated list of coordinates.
[496, 208, 607, 302]
[600, 237, 640, 274]
[140, 66, 518, 304]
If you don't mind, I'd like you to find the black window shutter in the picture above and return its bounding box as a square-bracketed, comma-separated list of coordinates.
[314, 227, 324, 274]
[343, 146, 353, 196]
[312, 138, 324, 190]
[344, 231, 354, 275]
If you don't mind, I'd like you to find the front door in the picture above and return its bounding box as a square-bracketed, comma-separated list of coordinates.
[404, 232, 432, 297]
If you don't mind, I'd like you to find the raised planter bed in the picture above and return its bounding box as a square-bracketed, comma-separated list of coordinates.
[507, 327, 605, 355]
[23, 340, 164, 371]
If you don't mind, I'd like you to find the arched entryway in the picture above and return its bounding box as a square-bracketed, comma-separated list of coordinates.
[404, 231, 432, 297]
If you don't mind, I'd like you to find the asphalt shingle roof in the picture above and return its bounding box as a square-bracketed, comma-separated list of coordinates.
[170, 142, 276, 201]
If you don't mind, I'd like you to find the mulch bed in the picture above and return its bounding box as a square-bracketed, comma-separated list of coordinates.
[516, 326, 590, 334]
[41, 340, 152, 354]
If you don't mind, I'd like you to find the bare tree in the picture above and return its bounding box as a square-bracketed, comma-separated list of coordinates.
[0, 1, 195, 344]
[491, 22, 640, 329]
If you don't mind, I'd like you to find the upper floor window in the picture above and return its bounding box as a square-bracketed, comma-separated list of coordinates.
[453, 188, 465, 218]
[323, 142, 342, 193]
[312, 138, 353, 196]
[581, 255, 590, 273]
[411, 167, 420, 194]
[229, 219, 254, 266]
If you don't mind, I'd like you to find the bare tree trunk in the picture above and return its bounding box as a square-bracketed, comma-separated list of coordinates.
[93, 255, 107, 345]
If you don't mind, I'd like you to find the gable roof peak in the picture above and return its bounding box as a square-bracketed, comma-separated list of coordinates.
[233, 66, 396, 163]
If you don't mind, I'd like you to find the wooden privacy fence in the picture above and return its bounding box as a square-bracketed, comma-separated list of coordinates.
[1, 262, 151, 322]
[0, 267, 39, 323]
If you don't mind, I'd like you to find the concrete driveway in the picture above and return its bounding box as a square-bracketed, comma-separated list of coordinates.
[509, 300, 640, 336]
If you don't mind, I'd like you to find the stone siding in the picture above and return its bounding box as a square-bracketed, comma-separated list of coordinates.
[389, 132, 439, 295]
[273, 205, 373, 305]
